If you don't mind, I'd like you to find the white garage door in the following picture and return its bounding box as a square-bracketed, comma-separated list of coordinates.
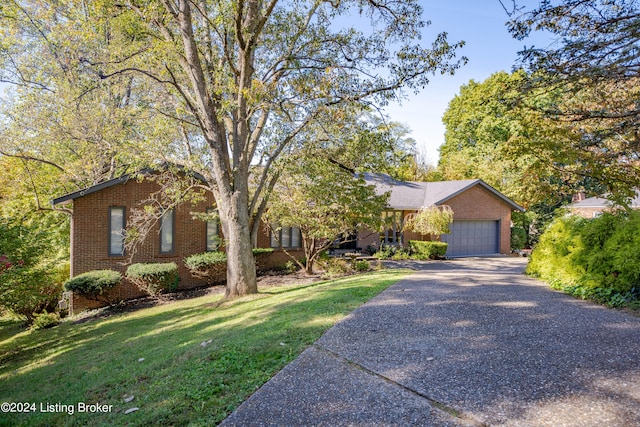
[441, 220, 499, 257]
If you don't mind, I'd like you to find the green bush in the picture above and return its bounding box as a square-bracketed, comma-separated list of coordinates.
[64, 270, 122, 302]
[528, 211, 640, 308]
[408, 240, 448, 260]
[0, 217, 68, 324]
[353, 260, 370, 272]
[126, 262, 180, 297]
[31, 311, 60, 330]
[185, 251, 227, 283]
[527, 215, 586, 287]
[510, 226, 527, 251]
[373, 244, 409, 260]
[321, 258, 351, 279]
[185, 251, 227, 271]
[252, 248, 274, 257]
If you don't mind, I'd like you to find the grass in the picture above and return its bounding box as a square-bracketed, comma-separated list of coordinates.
[0, 270, 407, 426]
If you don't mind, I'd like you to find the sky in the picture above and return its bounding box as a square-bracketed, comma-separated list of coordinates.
[383, 0, 552, 165]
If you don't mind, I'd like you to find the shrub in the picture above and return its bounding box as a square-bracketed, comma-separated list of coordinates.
[126, 262, 180, 297]
[185, 251, 227, 283]
[321, 258, 351, 278]
[64, 270, 122, 303]
[252, 248, 274, 257]
[529, 211, 640, 308]
[0, 259, 65, 324]
[408, 240, 448, 260]
[353, 260, 370, 272]
[284, 260, 298, 274]
[185, 251, 227, 271]
[510, 226, 527, 251]
[527, 215, 586, 287]
[373, 243, 407, 260]
[31, 311, 60, 330]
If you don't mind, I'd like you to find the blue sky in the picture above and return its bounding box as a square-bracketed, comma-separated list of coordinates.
[383, 1, 552, 164]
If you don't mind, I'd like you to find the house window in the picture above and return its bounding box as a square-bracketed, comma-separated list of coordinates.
[109, 206, 126, 256]
[206, 209, 219, 251]
[381, 210, 403, 245]
[270, 226, 302, 248]
[160, 209, 175, 254]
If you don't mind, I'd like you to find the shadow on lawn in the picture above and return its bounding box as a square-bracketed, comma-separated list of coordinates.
[0, 270, 406, 427]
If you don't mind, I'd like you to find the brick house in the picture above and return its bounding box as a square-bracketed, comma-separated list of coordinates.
[357, 174, 524, 257]
[52, 170, 301, 314]
[568, 191, 640, 218]
[53, 171, 523, 313]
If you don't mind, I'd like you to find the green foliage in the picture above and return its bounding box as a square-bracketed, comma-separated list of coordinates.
[284, 261, 298, 275]
[373, 244, 406, 260]
[252, 248, 274, 257]
[64, 270, 122, 302]
[126, 263, 180, 297]
[403, 205, 454, 237]
[320, 258, 352, 279]
[184, 252, 227, 283]
[0, 218, 68, 324]
[0, 0, 466, 297]
[265, 155, 388, 274]
[510, 226, 527, 251]
[30, 311, 60, 330]
[408, 241, 448, 260]
[353, 260, 371, 272]
[528, 211, 640, 307]
[184, 252, 227, 271]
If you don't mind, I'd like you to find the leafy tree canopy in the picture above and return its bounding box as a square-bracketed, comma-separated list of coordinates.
[0, 0, 467, 296]
[502, 0, 640, 201]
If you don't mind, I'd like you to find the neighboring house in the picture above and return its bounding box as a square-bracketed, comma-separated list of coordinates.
[53, 170, 523, 314]
[52, 170, 300, 314]
[357, 173, 525, 257]
[568, 191, 640, 218]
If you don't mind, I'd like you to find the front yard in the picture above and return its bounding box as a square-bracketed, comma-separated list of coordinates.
[0, 270, 407, 426]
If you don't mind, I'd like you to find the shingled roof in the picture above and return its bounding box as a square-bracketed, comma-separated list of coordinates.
[361, 173, 524, 211]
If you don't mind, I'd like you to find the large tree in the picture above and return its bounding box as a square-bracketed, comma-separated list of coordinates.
[264, 153, 387, 275]
[1, 0, 466, 297]
[502, 0, 640, 200]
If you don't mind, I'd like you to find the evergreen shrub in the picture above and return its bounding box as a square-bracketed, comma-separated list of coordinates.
[126, 262, 179, 297]
[408, 241, 448, 260]
[64, 270, 122, 303]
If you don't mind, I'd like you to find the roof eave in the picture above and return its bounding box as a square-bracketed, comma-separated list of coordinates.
[435, 180, 525, 212]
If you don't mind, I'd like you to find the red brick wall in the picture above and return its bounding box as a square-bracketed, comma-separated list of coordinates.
[68, 181, 302, 313]
[444, 185, 513, 254]
[69, 178, 215, 313]
[357, 187, 515, 255]
[569, 207, 605, 218]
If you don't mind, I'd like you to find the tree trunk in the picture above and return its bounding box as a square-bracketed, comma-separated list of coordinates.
[219, 189, 258, 298]
[222, 215, 258, 298]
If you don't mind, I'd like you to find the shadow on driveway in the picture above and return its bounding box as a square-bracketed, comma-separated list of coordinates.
[222, 257, 640, 426]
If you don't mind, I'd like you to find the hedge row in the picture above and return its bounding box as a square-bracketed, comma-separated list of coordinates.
[528, 210, 640, 307]
[66, 248, 277, 302]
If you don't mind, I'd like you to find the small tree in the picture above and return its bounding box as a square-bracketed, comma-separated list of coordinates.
[403, 205, 454, 238]
[264, 157, 388, 275]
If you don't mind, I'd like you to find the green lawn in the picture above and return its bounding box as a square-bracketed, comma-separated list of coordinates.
[0, 270, 407, 426]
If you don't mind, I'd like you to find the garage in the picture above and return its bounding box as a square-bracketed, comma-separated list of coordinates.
[441, 220, 500, 257]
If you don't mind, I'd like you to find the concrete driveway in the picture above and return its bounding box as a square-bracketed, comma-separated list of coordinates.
[221, 257, 640, 426]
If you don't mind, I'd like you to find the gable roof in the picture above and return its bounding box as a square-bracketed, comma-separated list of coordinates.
[569, 192, 640, 209]
[51, 166, 207, 206]
[362, 173, 524, 211]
